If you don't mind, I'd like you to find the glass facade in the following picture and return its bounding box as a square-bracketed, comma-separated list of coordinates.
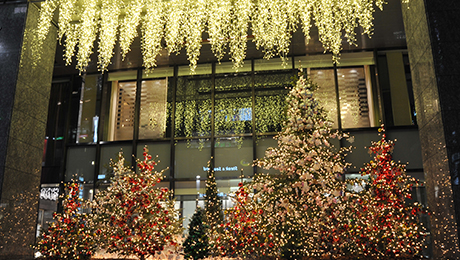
[42, 51, 424, 229]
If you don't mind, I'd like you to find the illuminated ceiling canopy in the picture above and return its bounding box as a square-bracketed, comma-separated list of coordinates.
[33, 0, 409, 73]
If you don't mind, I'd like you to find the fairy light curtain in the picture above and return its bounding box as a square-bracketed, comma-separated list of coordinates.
[33, 0, 410, 74]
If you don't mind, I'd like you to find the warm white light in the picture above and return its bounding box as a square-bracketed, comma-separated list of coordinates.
[33, 0, 410, 73]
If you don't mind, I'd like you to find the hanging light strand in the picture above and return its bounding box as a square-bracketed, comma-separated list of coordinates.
[119, 0, 145, 60]
[142, 0, 165, 73]
[35, 0, 410, 73]
[208, 0, 231, 63]
[33, 0, 58, 66]
[57, 0, 76, 43]
[98, 0, 121, 72]
[229, 0, 252, 69]
[75, 0, 99, 73]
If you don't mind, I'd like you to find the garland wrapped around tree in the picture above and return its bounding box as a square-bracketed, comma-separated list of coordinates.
[93, 147, 182, 260]
[34, 182, 95, 259]
[183, 207, 209, 260]
[344, 127, 428, 258]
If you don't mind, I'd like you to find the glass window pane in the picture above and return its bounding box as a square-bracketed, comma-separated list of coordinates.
[65, 146, 96, 182]
[214, 137, 253, 178]
[308, 68, 338, 129]
[338, 67, 372, 129]
[107, 70, 137, 81]
[142, 67, 174, 79]
[338, 52, 375, 67]
[175, 181, 206, 196]
[78, 183, 94, 213]
[175, 76, 212, 138]
[178, 64, 212, 76]
[255, 136, 279, 175]
[215, 74, 252, 135]
[342, 131, 380, 172]
[386, 129, 423, 170]
[255, 70, 291, 133]
[76, 74, 100, 143]
[107, 81, 137, 141]
[215, 61, 251, 74]
[99, 144, 133, 180]
[175, 139, 211, 179]
[139, 79, 169, 139]
[182, 200, 198, 231]
[38, 184, 59, 234]
[136, 142, 171, 177]
[295, 54, 333, 69]
[255, 58, 292, 71]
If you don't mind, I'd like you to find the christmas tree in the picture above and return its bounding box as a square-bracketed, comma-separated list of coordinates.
[34, 182, 95, 259]
[183, 207, 209, 260]
[251, 71, 351, 259]
[93, 147, 182, 259]
[345, 127, 427, 258]
[204, 159, 223, 256]
[214, 182, 275, 258]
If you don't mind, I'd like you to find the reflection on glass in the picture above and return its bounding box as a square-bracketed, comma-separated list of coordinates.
[108, 81, 136, 141]
[255, 71, 291, 133]
[309, 68, 338, 128]
[38, 184, 59, 235]
[175, 76, 212, 138]
[175, 181, 206, 196]
[136, 142, 171, 177]
[338, 67, 371, 129]
[215, 74, 252, 136]
[76, 75, 99, 143]
[99, 144, 132, 180]
[139, 79, 169, 139]
[175, 139, 211, 179]
[215, 137, 253, 178]
[65, 146, 96, 182]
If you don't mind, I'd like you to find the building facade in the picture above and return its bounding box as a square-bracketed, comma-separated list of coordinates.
[0, 0, 459, 259]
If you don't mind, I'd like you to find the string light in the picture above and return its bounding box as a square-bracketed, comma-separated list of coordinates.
[209, 72, 426, 259]
[32, 0, 57, 66]
[75, 0, 99, 73]
[120, 0, 145, 60]
[98, 0, 121, 72]
[141, 0, 165, 73]
[33, 0, 411, 73]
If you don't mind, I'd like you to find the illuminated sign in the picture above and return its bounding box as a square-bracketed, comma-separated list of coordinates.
[202, 166, 238, 172]
[40, 187, 59, 201]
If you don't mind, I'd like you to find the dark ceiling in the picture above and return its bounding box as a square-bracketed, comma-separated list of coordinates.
[53, 0, 407, 76]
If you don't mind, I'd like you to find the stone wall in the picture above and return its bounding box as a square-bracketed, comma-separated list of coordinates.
[402, 0, 460, 258]
[0, 3, 57, 259]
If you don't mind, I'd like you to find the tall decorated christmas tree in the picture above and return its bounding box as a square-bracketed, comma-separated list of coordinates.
[93, 147, 182, 259]
[204, 159, 223, 256]
[345, 127, 427, 258]
[250, 71, 352, 259]
[34, 182, 96, 259]
[183, 207, 209, 260]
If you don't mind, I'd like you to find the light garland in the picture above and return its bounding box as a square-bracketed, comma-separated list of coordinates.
[98, 0, 120, 72]
[76, 0, 99, 72]
[141, 0, 164, 73]
[34, 0, 410, 73]
[119, 0, 145, 60]
[32, 0, 57, 66]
